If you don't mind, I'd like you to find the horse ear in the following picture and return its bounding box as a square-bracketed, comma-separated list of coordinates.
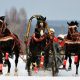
[44, 17, 46, 21]
[37, 17, 39, 21]
[75, 21, 79, 27]
[67, 22, 70, 25]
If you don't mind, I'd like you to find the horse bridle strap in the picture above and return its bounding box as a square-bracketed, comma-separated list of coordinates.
[0, 36, 13, 41]
[0, 20, 3, 23]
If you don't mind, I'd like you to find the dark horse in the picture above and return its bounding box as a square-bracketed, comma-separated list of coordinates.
[26, 16, 57, 75]
[64, 21, 80, 74]
[0, 16, 21, 74]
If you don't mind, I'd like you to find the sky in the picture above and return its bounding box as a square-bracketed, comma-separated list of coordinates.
[0, 0, 80, 20]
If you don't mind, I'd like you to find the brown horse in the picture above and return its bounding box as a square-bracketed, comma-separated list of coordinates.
[0, 16, 21, 74]
[26, 16, 48, 75]
[64, 21, 80, 74]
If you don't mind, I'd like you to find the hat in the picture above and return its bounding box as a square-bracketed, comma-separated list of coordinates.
[58, 34, 64, 39]
[49, 28, 55, 33]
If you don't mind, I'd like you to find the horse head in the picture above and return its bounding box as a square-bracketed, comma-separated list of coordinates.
[67, 21, 79, 40]
[0, 16, 7, 37]
[67, 21, 78, 34]
[35, 16, 46, 37]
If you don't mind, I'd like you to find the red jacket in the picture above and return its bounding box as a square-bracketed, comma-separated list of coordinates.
[59, 41, 65, 47]
[53, 36, 65, 47]
[53, 36, 58, 42]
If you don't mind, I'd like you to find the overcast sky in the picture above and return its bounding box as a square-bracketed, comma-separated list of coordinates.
[0, 0, 80, 20]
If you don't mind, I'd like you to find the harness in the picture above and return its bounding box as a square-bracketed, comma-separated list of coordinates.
[32, 33, 46, 42]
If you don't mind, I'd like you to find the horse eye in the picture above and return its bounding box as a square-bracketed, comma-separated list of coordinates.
[38, 26, 41, 28]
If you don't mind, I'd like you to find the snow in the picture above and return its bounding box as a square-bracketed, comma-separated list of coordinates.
[0, 55, 52, 76]
[0, 55, 80, 77]
[58, 56, 80, 76]
[2, 55, 28, 76]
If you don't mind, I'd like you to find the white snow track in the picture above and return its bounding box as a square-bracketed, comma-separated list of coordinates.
[0, 56, 80, 76]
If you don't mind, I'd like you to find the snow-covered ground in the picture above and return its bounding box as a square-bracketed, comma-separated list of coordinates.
[1, 55, 53, 76]
[0, 55, 80, 77]
[2, 55, 28, 76]
[58, 56, 80, 76]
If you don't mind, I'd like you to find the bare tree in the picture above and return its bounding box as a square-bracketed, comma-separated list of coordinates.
[19, 8, 27, 23]
[5, 11, 10, 24]
[5, 7, 27, 54]
[18, 8, 27, 40]
[9, 7, 18, 23]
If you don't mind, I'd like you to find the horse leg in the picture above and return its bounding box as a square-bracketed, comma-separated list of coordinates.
[75, 55, 80, 75]
[68, 54, 72, 69]
[44, 53, 49, 69]
[43, 47, 49, 69]
[5, 59, 11, 74]
[63, 53, 68, 68]
[76, 64, 79, 74]
[15, 53, 19, 72]
[7, 60, 11, 73]
[27, 57, 32, 76]
[0, 52, 3, 74]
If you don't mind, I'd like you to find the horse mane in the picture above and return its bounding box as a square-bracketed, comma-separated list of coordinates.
[2, 28, 11, 36]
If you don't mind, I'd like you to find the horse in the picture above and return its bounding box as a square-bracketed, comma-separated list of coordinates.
[64, 21, 80, 74]
[0, 16, 21, 74]
[26, 16, 48, 74]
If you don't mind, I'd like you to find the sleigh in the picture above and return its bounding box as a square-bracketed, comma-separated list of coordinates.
[24, 15, 63, 76]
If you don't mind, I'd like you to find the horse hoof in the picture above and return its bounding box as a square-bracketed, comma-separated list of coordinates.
[3, 64, 7, 67]
[68, 68, 71, 70]
[28, 70, 31, 76]
[68, 66, 71, 70]
[15, 68, 18, 72]
[0, 72, 3, 75]
[5, 73, 10, 76]
[76, 72, 78, 75]
[25, 67, 27, 70]
[63, 65, 66, 69]
[14, 72, 18, 76]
